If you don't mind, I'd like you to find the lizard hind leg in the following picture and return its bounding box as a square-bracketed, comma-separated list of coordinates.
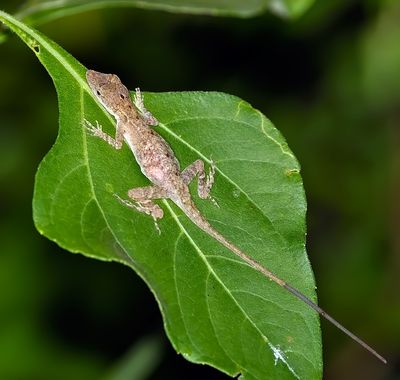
[181, 159, 218, 207]
[114, 185, 167, 234]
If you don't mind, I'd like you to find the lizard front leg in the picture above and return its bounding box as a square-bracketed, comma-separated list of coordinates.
[83, 119, 124, 149]
[181, 159, 217, 205]
[115, 185, 167, 233]
[133, 88, 158, 126]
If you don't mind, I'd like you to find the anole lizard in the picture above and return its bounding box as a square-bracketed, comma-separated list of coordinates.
[85, 69, 386, 364]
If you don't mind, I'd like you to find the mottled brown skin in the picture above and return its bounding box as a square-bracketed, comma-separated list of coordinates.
[85, 69, 386, 364]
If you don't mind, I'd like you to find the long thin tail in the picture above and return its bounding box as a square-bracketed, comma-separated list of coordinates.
[183, 204, 386, 364]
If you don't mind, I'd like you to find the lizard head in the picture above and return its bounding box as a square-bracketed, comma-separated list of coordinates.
[86, 70, 132, 118]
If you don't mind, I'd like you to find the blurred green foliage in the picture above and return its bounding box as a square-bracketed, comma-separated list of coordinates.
[12, 0, 315, 24]
[0, 0, 399, 379]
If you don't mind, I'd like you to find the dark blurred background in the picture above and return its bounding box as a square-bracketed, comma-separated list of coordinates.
[0, 1, 399, 379]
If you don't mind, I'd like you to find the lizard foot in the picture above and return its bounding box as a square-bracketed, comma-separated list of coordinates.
[83, 119, 103, 137]
[207, 159, 219, 208]
[114, 194, 162, 234]
[134, 88, 159, 126]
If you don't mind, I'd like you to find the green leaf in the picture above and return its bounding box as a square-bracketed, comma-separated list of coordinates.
[0, 10, 322, 380]
[14, 0, 314, 26]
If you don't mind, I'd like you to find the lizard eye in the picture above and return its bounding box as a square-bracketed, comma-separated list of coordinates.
[96, 90, 101, 96]
[120, 94, 125, 99]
